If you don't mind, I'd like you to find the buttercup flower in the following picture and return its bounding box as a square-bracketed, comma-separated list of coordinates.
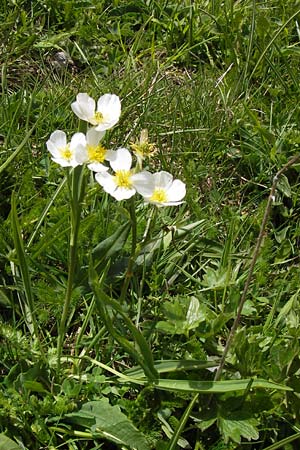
[71, 93, 121, 131]
[134, 170, 186, 207]
[95, 147, 146, 201]
[74, 128, 115, 172]
[46, 130, 85, 167]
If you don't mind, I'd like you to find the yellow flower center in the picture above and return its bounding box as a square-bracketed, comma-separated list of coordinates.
[60, 145, 72, 160]
[114, 170, 132, 188]
[150, 188, 168, 203]
[93, 111, 104, 124]
[87, 144, 106, 163]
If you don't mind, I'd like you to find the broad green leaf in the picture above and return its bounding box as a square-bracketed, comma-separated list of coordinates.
[275, 290, 300, 329]
[186, 296, 201, 328]
[67, 399, 150, 450]
[23, 380, 48, 393]
[92, 222, 131, 268]
[219, 416, 259, 444]
[0, 434, 22, 450]
[156, 296, 214, 335]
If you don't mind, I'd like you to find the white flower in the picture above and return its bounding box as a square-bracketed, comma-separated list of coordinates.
[71, 93, 121, 131]
[74, 128, 115, 172]
[95, 147, 146, 201]
[134, 171, 186, 207]
[46, 130, 85, 167]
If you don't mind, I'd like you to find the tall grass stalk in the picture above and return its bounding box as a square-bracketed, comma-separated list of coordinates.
[214, 153, 300, 382]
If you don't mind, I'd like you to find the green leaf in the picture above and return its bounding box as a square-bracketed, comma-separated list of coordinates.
[0, 434, 23, 450]
[22, 380, 48, 393]
[10, 193, 36, 336]
[277, 174, 292, 197]
[67, 399, 150, 450]
[90, 263, 158, 380]
[153, 378, 292, 393]
[125, 359, 219, 378]
[0, 289, 11, 307]
[92, 222, 131, 269]
[156, 296, 214, 335]
[218, 416, 259, 444]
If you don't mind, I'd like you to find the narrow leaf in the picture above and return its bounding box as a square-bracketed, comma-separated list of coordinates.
[126, 359, 219, 378]
[10, 192, 37, 336]
[152, 378, 292, 393]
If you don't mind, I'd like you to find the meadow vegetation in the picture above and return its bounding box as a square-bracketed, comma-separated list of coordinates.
[1, 1, 300, 449]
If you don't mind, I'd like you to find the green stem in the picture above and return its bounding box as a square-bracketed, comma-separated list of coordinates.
[120, 197, 138, 302]
[57, 166, 85, 374]
[135, 208, 155, 328]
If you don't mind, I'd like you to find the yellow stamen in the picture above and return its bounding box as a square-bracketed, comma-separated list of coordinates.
[87, 144, 106, 163]
[131, 129, 156, 160]
[93, 111, 104, 124]
[114, 170, 132, 188]
[150, 188, 167, 203]
[60, 145, 72, 160]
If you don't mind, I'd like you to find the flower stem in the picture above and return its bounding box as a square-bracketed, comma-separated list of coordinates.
[57, 166, 85, 375]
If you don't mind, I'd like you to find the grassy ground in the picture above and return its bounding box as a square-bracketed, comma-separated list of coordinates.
[1, 1, 300, 449]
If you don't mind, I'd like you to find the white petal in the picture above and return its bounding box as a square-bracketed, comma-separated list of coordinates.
[110, 148, 132, 172]
[48, 130, 67, 148]
[113, 187, 136, 201]
[71, 93, 95, 121]
[69, 133, 87, 164]
[47, 130, 67, 158]
[95, 172, 116, 194]
[74, 145, 88, 164]
[166, 179, 186, 202]
[105, 149, 117, 161]
[88, 162, 109, 172]
[51, 157, 79, 168]
[70, 132, 86, 149]
[86, 128, 105, 146]
[97, 94, 121, 129]
[132, 171, 155, 197]
[47, 140, 61, 158]
[153, 171, 173, 189]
